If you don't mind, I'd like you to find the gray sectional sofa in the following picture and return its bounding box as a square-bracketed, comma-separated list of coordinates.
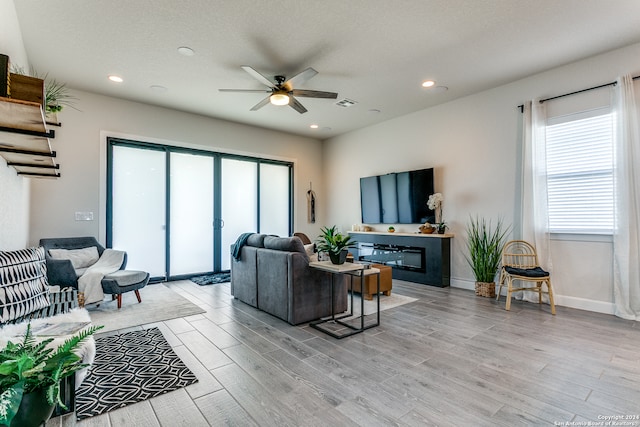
[230, 234, 347, 325]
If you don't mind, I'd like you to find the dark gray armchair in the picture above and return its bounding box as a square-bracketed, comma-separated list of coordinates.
[39, 236, 149, 308]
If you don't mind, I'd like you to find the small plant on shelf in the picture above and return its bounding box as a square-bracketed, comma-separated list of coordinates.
[388, 226, 395, 233]
[10, 65, 78, 114]
[435, 222, 448, 234]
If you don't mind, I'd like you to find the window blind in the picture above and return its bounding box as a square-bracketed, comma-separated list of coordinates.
[545, 110, 614, 234]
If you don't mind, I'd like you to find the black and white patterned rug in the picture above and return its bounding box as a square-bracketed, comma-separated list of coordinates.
[190, 272, 231, 286]
[75, 327, 198, 420]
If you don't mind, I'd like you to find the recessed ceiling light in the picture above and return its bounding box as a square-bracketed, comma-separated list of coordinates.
[310, 124, 319, 129]
[368, 109, 381, 114]
[421, 80, 436, 88]
[150, 85, 168, 93]
[108, 75, 123, 83]
[177, 46, 195, 56]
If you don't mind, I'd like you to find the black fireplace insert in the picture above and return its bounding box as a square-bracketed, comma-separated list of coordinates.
[357, 243, 425, 272]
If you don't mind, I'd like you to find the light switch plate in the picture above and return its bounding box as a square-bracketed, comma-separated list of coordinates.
[75, 211, 94, 221]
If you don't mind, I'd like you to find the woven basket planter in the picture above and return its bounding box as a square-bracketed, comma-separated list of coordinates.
[475, 281, 496, 298]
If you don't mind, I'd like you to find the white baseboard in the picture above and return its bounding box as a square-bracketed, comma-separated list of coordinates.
[450, 278, 615, 315]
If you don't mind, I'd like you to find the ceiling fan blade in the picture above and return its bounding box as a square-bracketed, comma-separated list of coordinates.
[289, 96, 308, 114]
[250, 96, 272, 111]
[284, 67, 318, 90]
[241, 66, 275, 88]
[291, 89, 338, 99]
[219, 89, 272, 93]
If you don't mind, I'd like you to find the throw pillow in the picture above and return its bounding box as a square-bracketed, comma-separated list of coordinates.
[49, 246, 100, 269]
[0, 246, 51, 323]
[303, 243, 316, 258]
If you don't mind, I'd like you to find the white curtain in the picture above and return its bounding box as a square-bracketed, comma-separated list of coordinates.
[520, 100, 551, 302]
[613, 75, 640, 320]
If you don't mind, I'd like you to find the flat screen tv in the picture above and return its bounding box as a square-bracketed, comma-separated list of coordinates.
[360, 167, 435, 224]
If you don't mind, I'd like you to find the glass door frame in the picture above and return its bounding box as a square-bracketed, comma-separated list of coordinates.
[106, 137, 293, 281]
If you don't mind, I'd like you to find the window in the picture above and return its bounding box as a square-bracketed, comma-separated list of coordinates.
[545, 108, 614, 234]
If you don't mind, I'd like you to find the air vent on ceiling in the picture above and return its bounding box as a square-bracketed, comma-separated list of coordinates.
[335, 98, 358, 108]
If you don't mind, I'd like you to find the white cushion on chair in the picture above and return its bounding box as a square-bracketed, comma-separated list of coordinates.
[49, 247, 100, 269]
[103, 270, 148, 287]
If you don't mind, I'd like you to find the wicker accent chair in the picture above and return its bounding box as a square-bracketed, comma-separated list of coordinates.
[497, 240, 556, 314]
[293, 232, 312, 245]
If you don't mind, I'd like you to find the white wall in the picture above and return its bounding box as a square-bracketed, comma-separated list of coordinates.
[0, 0, 30, 250]
[324, 42, 640, 314]
[28, 89, 325, 246]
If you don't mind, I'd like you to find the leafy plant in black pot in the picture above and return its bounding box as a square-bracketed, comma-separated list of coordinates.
[0, 323, 103, 427]
[316, 225, 357, 265]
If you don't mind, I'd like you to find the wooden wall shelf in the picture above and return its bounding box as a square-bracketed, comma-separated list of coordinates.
[0, 97, 59, 178]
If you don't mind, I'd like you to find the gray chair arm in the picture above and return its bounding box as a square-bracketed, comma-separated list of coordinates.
[46, 258, 79, 287]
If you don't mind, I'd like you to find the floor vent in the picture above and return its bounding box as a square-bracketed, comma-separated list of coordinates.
[336, 98, 358, 108]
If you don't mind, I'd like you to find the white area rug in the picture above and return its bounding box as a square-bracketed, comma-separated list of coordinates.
[344, 292, 418, 316]
[87, 283, 204, 333]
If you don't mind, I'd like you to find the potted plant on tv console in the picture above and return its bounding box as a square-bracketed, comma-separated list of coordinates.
[316, 225, 357, 265]
[0, 323, 103, 427]
[464, 216, 509, 298]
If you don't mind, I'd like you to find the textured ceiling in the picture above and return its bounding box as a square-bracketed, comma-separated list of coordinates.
[12, 0, 640, 139]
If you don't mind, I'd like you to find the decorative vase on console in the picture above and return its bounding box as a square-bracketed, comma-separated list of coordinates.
[428, 193, 445, 233]
[428, 193, 443, 223]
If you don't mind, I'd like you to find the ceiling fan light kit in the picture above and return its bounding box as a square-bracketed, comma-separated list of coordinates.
[270, 93, 290, 106]
[220, 66, 338, 114]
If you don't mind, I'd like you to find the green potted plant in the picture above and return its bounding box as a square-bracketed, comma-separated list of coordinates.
[316, 225, 357, 265]
[0, 323, 103, 427]
[388, 226, 395, 233]
[464, 216, 509, 297]
[9, 65, 77, 119]
[435, 222, 448, 234]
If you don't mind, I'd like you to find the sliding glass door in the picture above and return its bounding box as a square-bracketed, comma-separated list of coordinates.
[107, 138, 292, 279]
[110, 145, 166, 277]
[221, 159, 258, 270]
[170, 152, 214, 276]
[259, 163, 290, 237]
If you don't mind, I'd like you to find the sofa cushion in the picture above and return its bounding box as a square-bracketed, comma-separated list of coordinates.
[0, 247, 51, 323]
[264, 236, 306, 256]
[247, 233, 267, 248]
[49, 246, 100, 269]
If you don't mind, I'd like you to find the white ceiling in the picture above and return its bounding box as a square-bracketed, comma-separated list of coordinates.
[13, 0, 640, 139]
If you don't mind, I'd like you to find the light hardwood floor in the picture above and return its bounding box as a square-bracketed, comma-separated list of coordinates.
[47, 279, 640, 427]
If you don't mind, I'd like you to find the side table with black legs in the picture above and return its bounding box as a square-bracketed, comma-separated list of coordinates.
[308, 261, 380, 339]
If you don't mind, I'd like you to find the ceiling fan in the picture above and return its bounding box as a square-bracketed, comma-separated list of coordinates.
[219, 66, 338, 114]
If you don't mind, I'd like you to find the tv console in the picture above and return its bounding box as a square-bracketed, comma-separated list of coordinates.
[348, 231, 451, 287]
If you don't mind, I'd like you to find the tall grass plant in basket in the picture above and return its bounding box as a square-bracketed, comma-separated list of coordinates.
[465, 216, 510, 297]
